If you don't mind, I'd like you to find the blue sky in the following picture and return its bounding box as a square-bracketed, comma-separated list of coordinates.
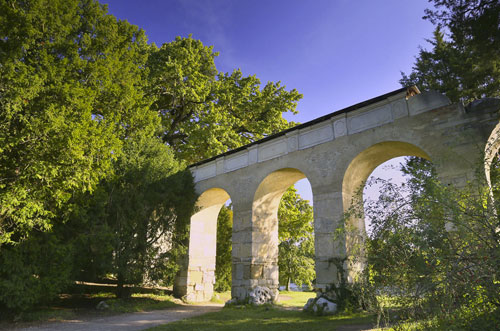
[102, 0, 436, 204]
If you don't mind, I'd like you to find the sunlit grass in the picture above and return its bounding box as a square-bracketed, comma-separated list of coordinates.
[211, 291, 232, 304]
[277, 290, 316, 307]
[148, 305, 374, 331]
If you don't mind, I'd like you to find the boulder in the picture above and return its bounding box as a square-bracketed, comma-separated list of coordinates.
[303, 296, 337, 315]
[303, 297, 315, 311]
[315, 297, 337, 315]
[96, 300, 109, 310]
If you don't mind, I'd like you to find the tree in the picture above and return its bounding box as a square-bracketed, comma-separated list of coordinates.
[401, 0, 500, 103]
[147, 36, 302, 163]
[351, 157, 500, 328]
[278, 186, 315, 290]
[215, 205, 232, 292]
[0, 0, 158, 245]
[71, 136, 196, 297]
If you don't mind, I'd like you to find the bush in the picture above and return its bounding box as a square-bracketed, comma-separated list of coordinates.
[0, 233, 73, 311]
[344, 156, 500, 328]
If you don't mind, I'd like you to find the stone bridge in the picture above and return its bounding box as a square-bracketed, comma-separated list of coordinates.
[173, 87, 500, 302]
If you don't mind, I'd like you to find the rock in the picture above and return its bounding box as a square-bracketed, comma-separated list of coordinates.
[96, 300, 109, 310]
[314, 297, 337, 315]
[315, 298, 337, 315]
[248, 286, 273, 305]
[303, 296, 338, 315]
[303, 297, 315, 311]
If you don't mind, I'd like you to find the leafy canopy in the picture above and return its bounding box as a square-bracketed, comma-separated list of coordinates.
[0, 0, 158, 245]
[71, 137, 196, 297]
[147, 36, 302, 163]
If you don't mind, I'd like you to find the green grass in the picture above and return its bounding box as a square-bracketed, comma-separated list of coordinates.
[277, 291, 316, 307]
[147, 305, 374, 331]
[211, 291, 233, 304]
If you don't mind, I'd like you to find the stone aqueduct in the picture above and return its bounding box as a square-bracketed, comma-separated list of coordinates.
[173, 87, 500, 302]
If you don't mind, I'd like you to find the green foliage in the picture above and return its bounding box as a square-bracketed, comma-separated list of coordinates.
[0, 0, 302, 311]
[278, 186, 315, 290]
[215, 206, 232, 292]
[0, 0, 158, 245]
[0, 231, 73, 311]
[71, 136, 196, 296]
[345, 156, 500, 328]
[147, 35, 302, 163]
[401, 0, 500, 103]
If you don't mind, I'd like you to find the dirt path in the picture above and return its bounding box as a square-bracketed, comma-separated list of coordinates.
[6, 304, 223, 331]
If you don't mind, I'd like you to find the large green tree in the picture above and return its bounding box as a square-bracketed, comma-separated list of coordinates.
[71, 137, 196, 297]
[0, 0, 158, 245]
[147, 36, 302, 163]
[401, 0, 500, 103]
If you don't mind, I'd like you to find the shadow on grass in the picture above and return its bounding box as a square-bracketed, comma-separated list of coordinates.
[0, 283, 180, 324]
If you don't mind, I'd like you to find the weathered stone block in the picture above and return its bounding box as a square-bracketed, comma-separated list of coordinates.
[189, 270, 203, 284]
[408, 90, 451, 115]
[250, 264, 264, 278]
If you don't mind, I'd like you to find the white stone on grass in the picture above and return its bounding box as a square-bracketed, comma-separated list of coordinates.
[249, 286, 273, 305]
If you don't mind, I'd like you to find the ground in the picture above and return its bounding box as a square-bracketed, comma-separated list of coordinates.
[1, 289, 377, 331]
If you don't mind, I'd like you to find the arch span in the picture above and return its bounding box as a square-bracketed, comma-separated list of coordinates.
[232, 168, 308, 300]
[343, 141, 430, 211]
[341, 141, 431, 278]
[174, 187, 230, 301]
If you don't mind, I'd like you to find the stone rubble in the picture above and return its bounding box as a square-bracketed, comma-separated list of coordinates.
[248, 286, 274, 305]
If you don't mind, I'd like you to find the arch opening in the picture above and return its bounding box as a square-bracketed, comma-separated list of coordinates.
[342, 141, 431, 278]
[245, 168, 314, 300]
[174, 187, 231, 302]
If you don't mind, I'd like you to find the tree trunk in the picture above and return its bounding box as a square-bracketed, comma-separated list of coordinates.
[116, 274, 130, 298]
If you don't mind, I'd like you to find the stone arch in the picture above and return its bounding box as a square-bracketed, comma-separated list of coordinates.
[174, 187, 230, 301]
[343, 141, 431, 211]
[341, 141, 431, 277]
[248, 168, 309, 299]
[484, 121, 500, 189]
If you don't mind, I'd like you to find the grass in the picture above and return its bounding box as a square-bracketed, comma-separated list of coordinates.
[210, 291, 233, 304]
[147, 305, 374, 331]
[147, 290, 373, 331]
[105, 293, 179, 313]
[0, 288, 180, 324]
[277, 290, 316, 307]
